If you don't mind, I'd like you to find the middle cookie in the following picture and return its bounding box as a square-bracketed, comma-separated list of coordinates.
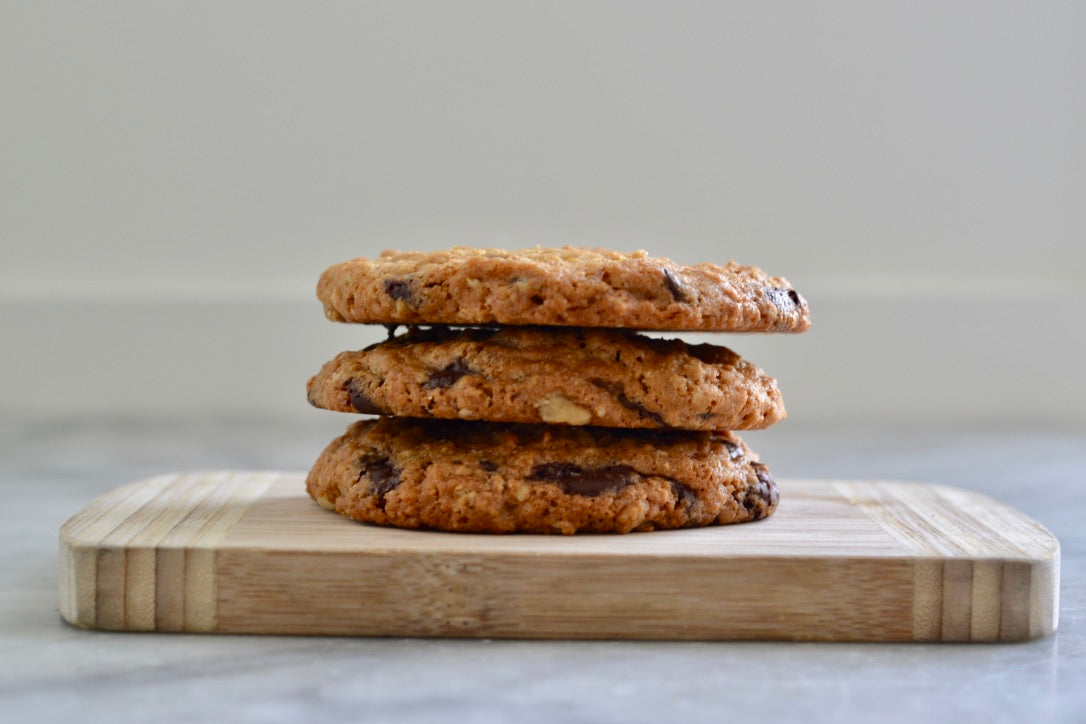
[307, 326, 786, 430]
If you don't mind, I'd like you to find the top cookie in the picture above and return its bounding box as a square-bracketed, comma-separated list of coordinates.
[317, 247, 810, 332]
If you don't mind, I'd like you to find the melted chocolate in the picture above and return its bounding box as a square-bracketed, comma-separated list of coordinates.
[347, 382, 386, 415]
[528, 462, 640, 497]
[670, 480, 698, 510]
[529, 461, 697, 510]
[686, 342, 737, 366]
[589, 378, 666, 426]
[744, 462, 779, 519]
[358, 454, 402, 497]
[424, 358, 471, 389]
[766, 287, 800, 312]
[384, 279, 414, 302]
[662, 268, 688, 302]
[720, 437, 744, 460]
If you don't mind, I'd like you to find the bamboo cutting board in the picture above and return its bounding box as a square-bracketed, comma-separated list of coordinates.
[58, 472, 1059, 642]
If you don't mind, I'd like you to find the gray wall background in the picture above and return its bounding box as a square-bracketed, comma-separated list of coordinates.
[3, 1, 1084, 423]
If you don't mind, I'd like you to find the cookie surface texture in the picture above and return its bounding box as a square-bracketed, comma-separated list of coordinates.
[317, 247, 810, 332]
[305, 418, 779, 534]
[307, 326, 786, 430]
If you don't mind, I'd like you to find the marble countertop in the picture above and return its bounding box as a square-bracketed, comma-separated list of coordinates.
[2, 415, 1083, 723]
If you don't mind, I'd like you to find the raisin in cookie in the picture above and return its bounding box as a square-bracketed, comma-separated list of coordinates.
[307, 326, 785, 430]
[306, 417, 779, 534]
[317, 246, 809, 332]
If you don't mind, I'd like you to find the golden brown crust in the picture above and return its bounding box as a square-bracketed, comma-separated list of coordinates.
[316, 247, 810, 332]
[305, 418, 779, 534]
[307, 326, 785, 430]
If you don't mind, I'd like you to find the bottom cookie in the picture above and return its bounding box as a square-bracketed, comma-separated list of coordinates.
[306, 418, 778, 534]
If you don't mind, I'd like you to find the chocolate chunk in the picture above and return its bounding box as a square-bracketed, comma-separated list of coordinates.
[358, 454, 402, 497]
[670, 480, 698, 510]
[589, 378, 666, 426]
[744, 462, 779, 519]
[752, 462, 776, 490]
[529, 462, 640, 497]
[347, 381, 386, 414]
[424, 358, 471, 389]
[720, 438, 744, 460]
[662, 268, 688, 302]
[766, 287, 800, 312]
[384, 279, 413, 302]
[480, 460, 499, 472]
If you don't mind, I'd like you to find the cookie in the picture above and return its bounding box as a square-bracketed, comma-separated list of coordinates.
[307, 326, 786, 430]
[305, 417, 779, 534]
[317, 247, 809, 332]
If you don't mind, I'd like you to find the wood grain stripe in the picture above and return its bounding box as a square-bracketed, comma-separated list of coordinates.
[911, 560, 943, 640]
[970, 560, 1002, 641]
[941, 560, 973, 640]
[1000, 560, 1032, 641]
[171, 472, 279, 631]
[835, 480, 1061, 642]
[59, 472, 277, 632]
[94, 473, 222, 629]
[1030, 553, 1060, 639]
[59, 475, 180, 629]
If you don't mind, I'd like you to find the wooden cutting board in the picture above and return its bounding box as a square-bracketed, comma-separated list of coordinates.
[58, 472, 1059, 642]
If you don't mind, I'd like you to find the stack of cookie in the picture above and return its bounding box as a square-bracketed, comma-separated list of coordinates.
[305, 247, 809, 534]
